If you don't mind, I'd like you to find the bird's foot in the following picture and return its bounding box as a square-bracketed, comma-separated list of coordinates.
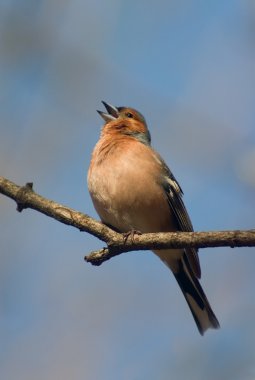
[123, 229, 142, 244]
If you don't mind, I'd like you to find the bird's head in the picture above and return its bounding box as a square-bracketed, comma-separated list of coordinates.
[97, 101, 151, 145]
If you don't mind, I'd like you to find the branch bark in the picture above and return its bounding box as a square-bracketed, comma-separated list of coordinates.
[1, 176, 255, 266]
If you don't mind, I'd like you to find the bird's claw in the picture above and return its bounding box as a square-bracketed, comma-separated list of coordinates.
[122, 229, 142, 244]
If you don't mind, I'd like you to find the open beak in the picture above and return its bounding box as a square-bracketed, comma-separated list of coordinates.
[97, 101, 119, 122]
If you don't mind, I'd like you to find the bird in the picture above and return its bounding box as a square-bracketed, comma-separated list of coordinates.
[87, 101, 220, 335]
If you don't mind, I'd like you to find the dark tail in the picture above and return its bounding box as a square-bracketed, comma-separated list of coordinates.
[174, 255, 220, 335]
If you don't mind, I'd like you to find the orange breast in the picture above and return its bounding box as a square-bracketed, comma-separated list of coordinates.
[88, 137, 178, 233]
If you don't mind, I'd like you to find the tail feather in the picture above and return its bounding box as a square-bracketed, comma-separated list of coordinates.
[174, 255, 220, 335]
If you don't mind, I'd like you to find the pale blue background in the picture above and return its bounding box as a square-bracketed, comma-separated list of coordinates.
[1, 1, 255, 379]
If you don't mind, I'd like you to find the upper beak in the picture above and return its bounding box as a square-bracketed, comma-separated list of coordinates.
[97, 101, 119, 122]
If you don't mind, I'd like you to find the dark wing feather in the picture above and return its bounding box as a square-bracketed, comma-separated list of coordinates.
[161, 161, 201, 278]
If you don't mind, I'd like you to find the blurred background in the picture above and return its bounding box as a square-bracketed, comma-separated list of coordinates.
[1, 1, 255, 379]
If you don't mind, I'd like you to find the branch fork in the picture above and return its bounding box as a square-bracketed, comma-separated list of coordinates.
[1, 176, 255, 267]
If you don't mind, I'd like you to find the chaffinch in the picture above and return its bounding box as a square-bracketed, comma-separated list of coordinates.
[87, 101, 220, 335]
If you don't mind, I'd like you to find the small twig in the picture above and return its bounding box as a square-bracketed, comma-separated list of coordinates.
[16, 182, 34, 212]
[1, 176, 255, 267]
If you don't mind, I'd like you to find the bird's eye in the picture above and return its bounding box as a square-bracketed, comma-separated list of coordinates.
[126, 112, 134, 118]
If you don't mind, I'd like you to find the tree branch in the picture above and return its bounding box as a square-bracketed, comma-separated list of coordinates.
[1, 176, 255, 266]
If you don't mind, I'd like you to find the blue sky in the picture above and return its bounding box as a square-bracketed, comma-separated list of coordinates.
[1, 1, 255, 379]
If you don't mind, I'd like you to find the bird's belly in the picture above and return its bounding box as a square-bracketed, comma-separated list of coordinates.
[88, 163, 176, 233]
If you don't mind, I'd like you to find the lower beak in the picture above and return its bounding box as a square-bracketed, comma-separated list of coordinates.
[97, 101, 119, 122]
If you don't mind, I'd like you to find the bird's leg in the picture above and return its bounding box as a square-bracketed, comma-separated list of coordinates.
[123, 229, 142, 244]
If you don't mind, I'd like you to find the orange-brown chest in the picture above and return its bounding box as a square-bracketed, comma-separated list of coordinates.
[87, 137, 172, 232]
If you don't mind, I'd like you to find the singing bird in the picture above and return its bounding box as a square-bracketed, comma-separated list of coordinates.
[87, 101, 220, 335]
